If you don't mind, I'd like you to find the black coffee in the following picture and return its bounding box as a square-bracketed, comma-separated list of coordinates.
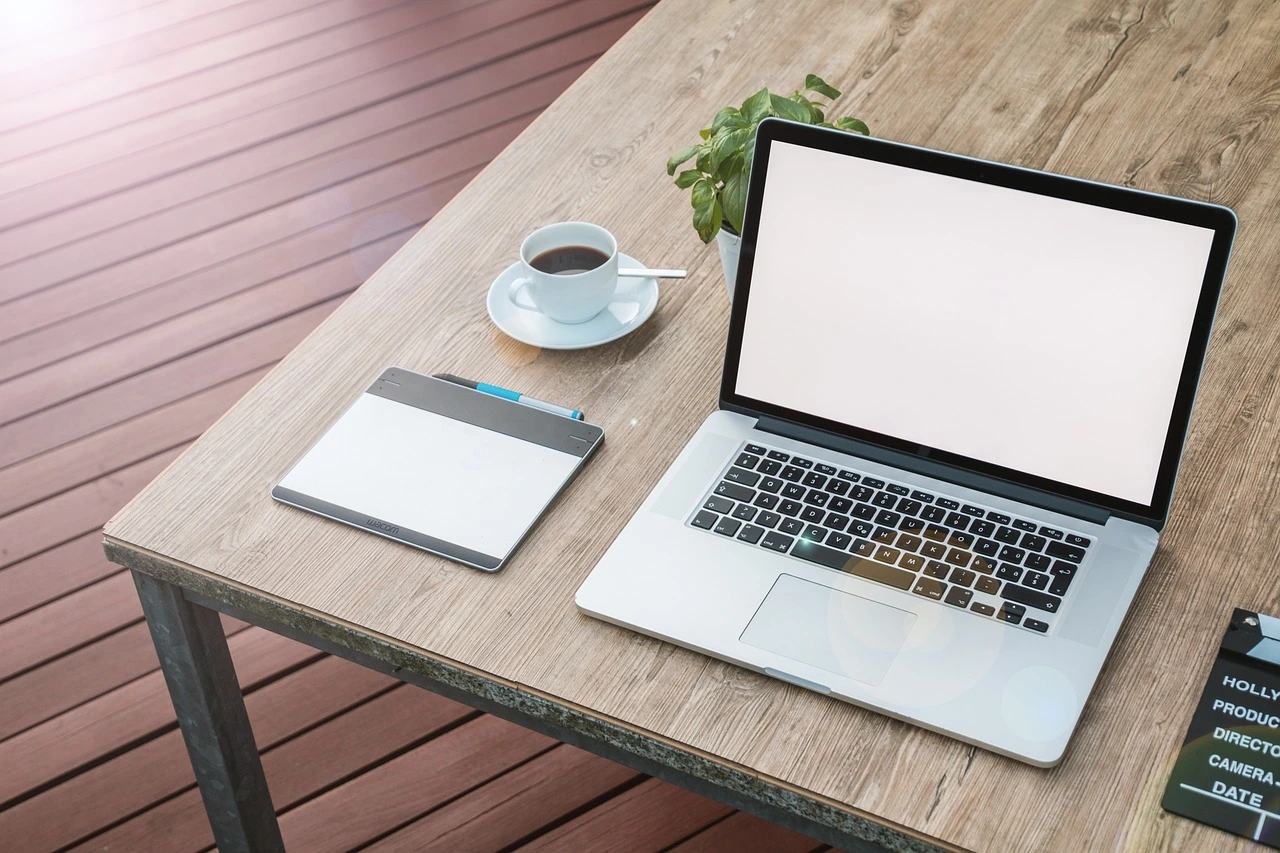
[529, 245, 610, 275]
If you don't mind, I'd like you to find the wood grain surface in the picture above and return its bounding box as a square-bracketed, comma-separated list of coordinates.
[104, 0, 1280, 850]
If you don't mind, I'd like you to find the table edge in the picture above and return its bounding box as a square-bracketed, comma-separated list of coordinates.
[102, 534, 961, 853]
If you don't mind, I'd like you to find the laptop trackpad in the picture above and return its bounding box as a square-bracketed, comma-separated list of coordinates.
[741, 574, 915, 687]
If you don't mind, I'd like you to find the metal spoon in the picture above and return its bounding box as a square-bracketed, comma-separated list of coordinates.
[618, 267, 686, 279]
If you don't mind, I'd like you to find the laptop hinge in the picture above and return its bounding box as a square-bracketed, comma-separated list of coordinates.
[755, 416, 1111, 526]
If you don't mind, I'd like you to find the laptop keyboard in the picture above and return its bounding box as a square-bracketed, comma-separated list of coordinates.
[688, 442, 1094, 635]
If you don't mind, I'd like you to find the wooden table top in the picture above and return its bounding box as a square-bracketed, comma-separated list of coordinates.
[104, 0, 1280, 849]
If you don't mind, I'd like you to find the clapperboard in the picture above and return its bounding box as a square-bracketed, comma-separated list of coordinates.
[1162, 608, 1280, 847]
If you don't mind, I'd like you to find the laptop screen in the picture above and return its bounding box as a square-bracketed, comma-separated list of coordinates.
[733, 138, 1219, 507]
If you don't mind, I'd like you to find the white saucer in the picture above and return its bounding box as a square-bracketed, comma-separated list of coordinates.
[486, 253, 659, 350]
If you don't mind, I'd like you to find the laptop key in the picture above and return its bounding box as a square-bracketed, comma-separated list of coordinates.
[974, 538, 999, 556]
[704, 497, 734, 514]
[852, 486, 875, 501]
[994, 526, 1021, 544]
[921, 541, 946, 559]
[960, 504, 984, 516]
[825, 478, 851, 496]
[791, 457, 814, 469]
[897, 534, 922, 552]
[925, 560, 950, 579]
[724, 467, 760, 486]
[911, 490, 934, 503]
[1066, 534, 1091, 548]
[997, 545, 1026, 564]
[838, 469, 859, 481]
[1024, 618, 1049, 633]
[1050, 560, 1078, 577]
[862, 477, 886, 489]
[896, 499, 922, 516]
[997, 603, 1024, 624]
[1013, 519, 1037, 532]
[780, 465, 805, 482]
[949, 568, 976, 587]
[920, 505, 947, 523]
[754, 493, 779, 510]
[824, 514, 850, 531]
[783, 483, 806, 499]
[971, 556, 997, 574]
[913, 577, 946, 600]
[1003, 584, 1061, 613]
[825, 496, 851, 514]
[875, 545, 901, 564]
[850, 521, 874, 538]
[852, 538, 875, 557]
[735, 452, 761, 469]
[1025, 552, 1051, 571]
[970, 520, 996, 538]
[887, 483, 910, 496]
[738, 524, 764, 544]
[945, 548, 972, 567]
[691, 510, 718, 530]
[827, 531, 852, 550]
[778, 500, 802, 517]
[1020, 533, 1047, 552]
[872, 526, 897, 544]
[732, 504, 757, 521]
[803, 472, 827, 488]
[936, 498, 959, 510]
[1039, 526, 1064, 540]
[766, 450, 790, 462]
[987, 512, 1011, 525]
[714, 481, 754, 502]
[996, 563, 1023, 582]
[900, 553, 925, 571]
[758, 459, 782, 476]
[757, 511, 781, 529]
[1046, 541, 1086, 562]
[851, 502, 876, 520]
[780, 518, 804, 535]
[802, 525, 826, 542]
[745, 443, 767, 455]
[761, 531, 793, 552]
[976, 575, 1001, 595]
[873, 492, 897, 508]
[803, 490, 829, 507]
[875, 509, 902, 527]
[713, 517, 741, 537]
[971, 601, 996, 617]
[816, 463, 837, 475]
[1048, 574, 1072, 596]
[801, 506, 824, 522]
[791, 540, 915, 589]
[944, 512, 969, 530]
[948, 531, 974, 548]
[759, 477, 783, 493]
[900, 516, 925, 533]
[923, 524, 948, 541]
[1023, 571, 1049, 590]
[944, 586, 973, 608]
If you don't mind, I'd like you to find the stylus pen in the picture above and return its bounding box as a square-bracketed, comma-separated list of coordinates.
[433, 373, 584, 420]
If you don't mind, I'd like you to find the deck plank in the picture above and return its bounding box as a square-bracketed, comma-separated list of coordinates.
[0, 534, 121, 623]
[0, 655, 396, 852]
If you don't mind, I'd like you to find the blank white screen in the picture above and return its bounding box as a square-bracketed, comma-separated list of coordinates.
[736, 141, 1215, 505]
[279, 393, 579, 558]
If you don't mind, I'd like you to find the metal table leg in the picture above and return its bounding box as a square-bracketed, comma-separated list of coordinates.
[133, 571, 285, 853]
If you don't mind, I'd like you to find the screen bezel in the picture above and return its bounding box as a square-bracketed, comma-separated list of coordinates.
[719, 119, 1237, 528]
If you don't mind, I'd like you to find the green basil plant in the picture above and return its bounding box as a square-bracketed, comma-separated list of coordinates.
[666, 74, 870, 243]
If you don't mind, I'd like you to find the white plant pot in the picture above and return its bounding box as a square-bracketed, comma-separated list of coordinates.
[715, 226, 741, 300]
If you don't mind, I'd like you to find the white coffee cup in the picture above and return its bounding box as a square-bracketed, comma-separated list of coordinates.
[509, 222, 619, 324]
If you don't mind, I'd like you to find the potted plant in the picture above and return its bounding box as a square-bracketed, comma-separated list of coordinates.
[666, 74, 869, 296]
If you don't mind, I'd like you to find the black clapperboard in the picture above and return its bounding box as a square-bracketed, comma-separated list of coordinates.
[1162, 608, 1280, 846]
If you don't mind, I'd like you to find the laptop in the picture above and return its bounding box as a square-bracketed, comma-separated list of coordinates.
[576, 118, 1237, 766]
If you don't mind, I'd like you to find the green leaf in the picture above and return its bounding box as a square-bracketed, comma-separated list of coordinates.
[805, 73, 841, 100]
[673, 169, 702, 189]
[690, 177, 715, 211]
[740, 87, 771, 122]
[699, 126, 712, 140]
[695, 143, 713, 174]
[721, 167, 748, 235]
[709, 127, 753, 172]
[711, 106, 748, 135]
[770, 93, 811, 123]
[809, 103, 825, 123]
[666, 145, 699, 176]
[692, 189, 723, 243]
[835, 116, 871, 135]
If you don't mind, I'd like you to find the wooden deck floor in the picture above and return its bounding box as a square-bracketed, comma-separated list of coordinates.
[0, 1, 833, 849]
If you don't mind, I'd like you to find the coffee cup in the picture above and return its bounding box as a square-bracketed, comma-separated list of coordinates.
[509, 222, 619, 324]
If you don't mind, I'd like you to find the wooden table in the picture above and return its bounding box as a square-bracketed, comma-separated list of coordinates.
[103, 0, 1280, 850]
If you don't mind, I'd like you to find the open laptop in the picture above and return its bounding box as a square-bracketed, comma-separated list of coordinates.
[576, 118, 1237, 766]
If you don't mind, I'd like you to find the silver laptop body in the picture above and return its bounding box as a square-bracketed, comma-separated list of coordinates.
[578, 119, 1236, 766]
